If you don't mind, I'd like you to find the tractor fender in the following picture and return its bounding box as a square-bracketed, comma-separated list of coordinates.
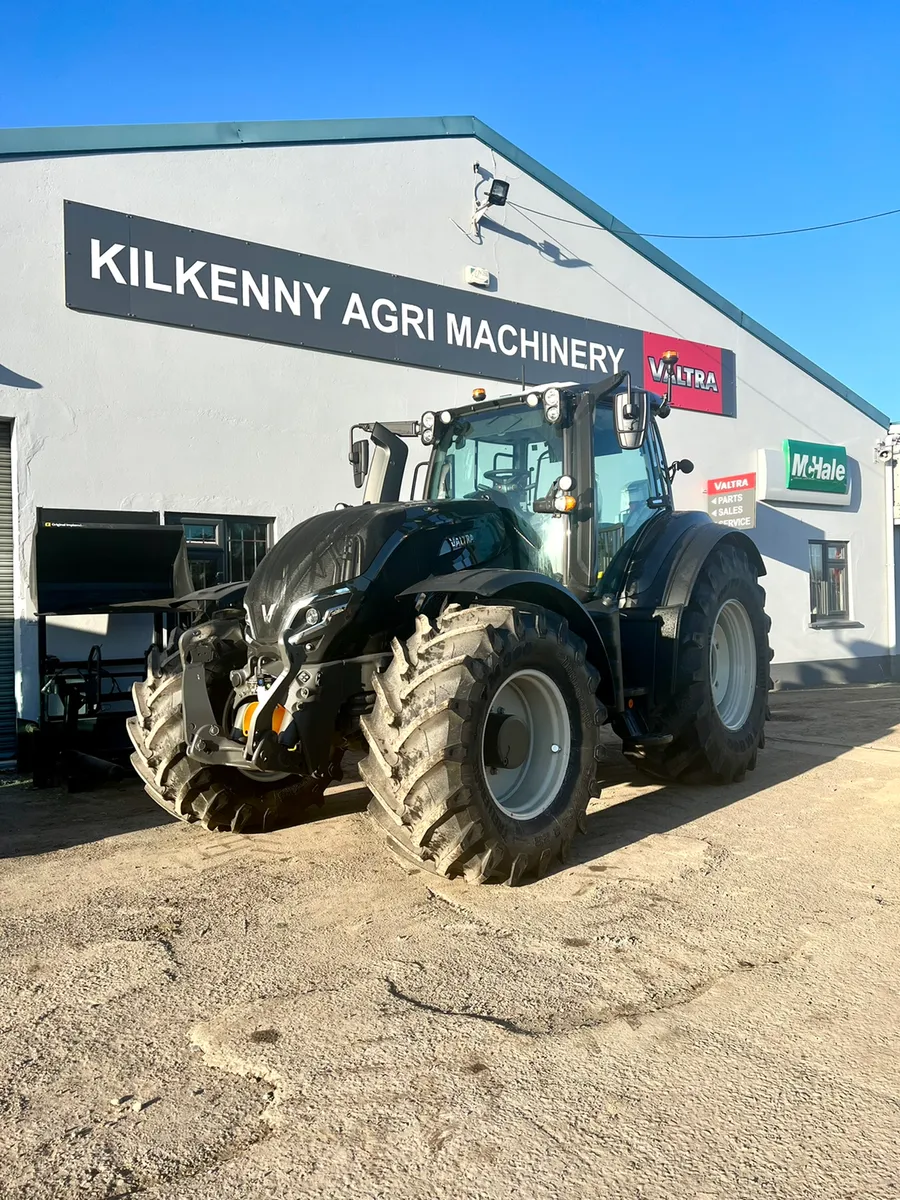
[660, 523, 765, 612]
[650, 523, 766, 702]
[400, 569, 618, 709]
[614, 511, 765, 616]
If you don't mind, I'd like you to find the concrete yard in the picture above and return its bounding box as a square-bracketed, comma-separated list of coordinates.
[1, 685, 898, 1199]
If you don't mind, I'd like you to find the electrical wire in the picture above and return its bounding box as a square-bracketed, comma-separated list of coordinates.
[508, 201, 900, 240]
[506, 202, 857, 441]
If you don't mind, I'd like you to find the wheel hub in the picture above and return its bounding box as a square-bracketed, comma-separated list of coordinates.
[483, 713, 529, 769]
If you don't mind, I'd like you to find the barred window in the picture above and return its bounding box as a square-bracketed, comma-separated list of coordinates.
[166, 513, 274, 590]
[809, 541, 849, 622]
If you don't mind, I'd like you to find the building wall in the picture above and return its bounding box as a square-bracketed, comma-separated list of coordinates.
[0, 134, 891, 716]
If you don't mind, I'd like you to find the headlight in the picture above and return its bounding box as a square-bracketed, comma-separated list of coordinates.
[543, 387, 561, 423]
[422, 427, 434, 445]
[285, 589, 352, 645]
[553, 494, 577, 513]
[421, 411, 435, 428]
[525, 392, 540, 408]
[439, 410, 453, 424]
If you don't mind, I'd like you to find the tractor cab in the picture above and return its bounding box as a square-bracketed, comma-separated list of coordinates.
[350, 353, 692, 603]
[422, 379, 679, 599]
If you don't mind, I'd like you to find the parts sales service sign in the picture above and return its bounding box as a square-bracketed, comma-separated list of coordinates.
[63, 201, 736, 416]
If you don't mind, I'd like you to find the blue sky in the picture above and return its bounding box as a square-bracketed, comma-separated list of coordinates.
[2, 0, 897, 417]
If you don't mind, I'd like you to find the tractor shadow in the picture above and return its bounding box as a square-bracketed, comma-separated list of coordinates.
[10, 687, 897, 863]
[568, 683, 900, 869]
[0, 778, 169, 859]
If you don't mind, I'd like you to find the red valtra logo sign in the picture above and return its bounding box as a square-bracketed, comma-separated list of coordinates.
[643, 332, 735, 417]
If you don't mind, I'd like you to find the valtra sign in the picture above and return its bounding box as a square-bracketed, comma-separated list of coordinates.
[644, 331, 733, 416]
[706, 472, 757, 529]
[63, 200, 736, 414]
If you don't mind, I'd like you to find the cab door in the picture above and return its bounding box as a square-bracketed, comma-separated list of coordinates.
[591, 402, 670, 588]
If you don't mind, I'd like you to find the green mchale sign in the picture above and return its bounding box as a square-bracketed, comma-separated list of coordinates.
[783, 440, 848, 494]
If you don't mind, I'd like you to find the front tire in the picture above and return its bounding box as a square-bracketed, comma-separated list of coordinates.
[631, 542, 771, 783]
[360, 604, 605, 885]
[127, 648, 326, 833]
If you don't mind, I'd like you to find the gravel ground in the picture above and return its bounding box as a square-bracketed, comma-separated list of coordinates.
[1, 684, 898, 1199]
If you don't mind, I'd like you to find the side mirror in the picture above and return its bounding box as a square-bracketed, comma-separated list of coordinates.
[349, 438, 370, 489]
[668, 458, 694, 481]
[614, 374, 648, 450]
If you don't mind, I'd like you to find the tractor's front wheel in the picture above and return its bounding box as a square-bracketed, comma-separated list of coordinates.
[360, 604, 605, 885]
[127, 648, 326, 833]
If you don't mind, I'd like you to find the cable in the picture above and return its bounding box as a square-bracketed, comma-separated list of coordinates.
[507, 203, 853, 441]
[508, 201, 900, 240]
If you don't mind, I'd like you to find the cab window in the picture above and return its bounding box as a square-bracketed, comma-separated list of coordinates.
[427, 405, 567, 579]
[594, 403, 665, 577]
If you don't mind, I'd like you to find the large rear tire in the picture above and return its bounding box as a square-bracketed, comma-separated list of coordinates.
[127, 648, 325, 833]
[630, 542, 771, 783]
[360, 603, 605, 885]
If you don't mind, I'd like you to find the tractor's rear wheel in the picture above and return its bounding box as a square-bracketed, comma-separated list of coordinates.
[630, 542, 771, 784]
[360, 603, 605, 885]
[127, 649, 325, 832]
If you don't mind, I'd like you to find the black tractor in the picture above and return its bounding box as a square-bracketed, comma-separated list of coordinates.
[128, 353, 770, 884]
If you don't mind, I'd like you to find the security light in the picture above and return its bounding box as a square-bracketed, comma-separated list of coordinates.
[487, 179, 509, 207]
[471, 165, 512, 235]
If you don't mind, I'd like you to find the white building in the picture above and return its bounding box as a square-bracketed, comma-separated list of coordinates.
[0, 115, 893, 762]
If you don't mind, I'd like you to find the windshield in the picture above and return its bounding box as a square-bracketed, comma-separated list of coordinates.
[427, 405, 567, 579]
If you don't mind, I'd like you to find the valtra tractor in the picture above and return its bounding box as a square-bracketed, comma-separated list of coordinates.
[128, 353, 771, 884]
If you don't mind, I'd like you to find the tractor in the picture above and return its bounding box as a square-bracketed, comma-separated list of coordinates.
[128, 353, 770, 884]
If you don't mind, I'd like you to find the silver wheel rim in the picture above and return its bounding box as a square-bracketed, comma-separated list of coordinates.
[710, 599, 757, 731]
[481, 668, 570, 820]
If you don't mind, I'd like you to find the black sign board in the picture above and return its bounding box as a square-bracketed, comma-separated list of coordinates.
[63, 200, 736, 411]
[35, 518, 186, 614]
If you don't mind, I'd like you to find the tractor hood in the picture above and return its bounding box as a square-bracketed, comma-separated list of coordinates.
[244, 498, 540, 653]
[243, 503, 411, 645]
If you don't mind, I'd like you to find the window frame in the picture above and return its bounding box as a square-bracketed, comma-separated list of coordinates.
[165, 511, 275, 588]
[180, 518, 225, 548]
[808, 539, 850, 624]
[646, 423, 674, 507]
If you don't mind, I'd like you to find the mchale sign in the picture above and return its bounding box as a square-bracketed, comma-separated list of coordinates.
[64, 200, 736, 414]
[783, 439, 848, 494]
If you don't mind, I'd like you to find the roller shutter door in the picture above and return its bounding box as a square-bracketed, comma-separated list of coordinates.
[0, 423, 15, 762]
